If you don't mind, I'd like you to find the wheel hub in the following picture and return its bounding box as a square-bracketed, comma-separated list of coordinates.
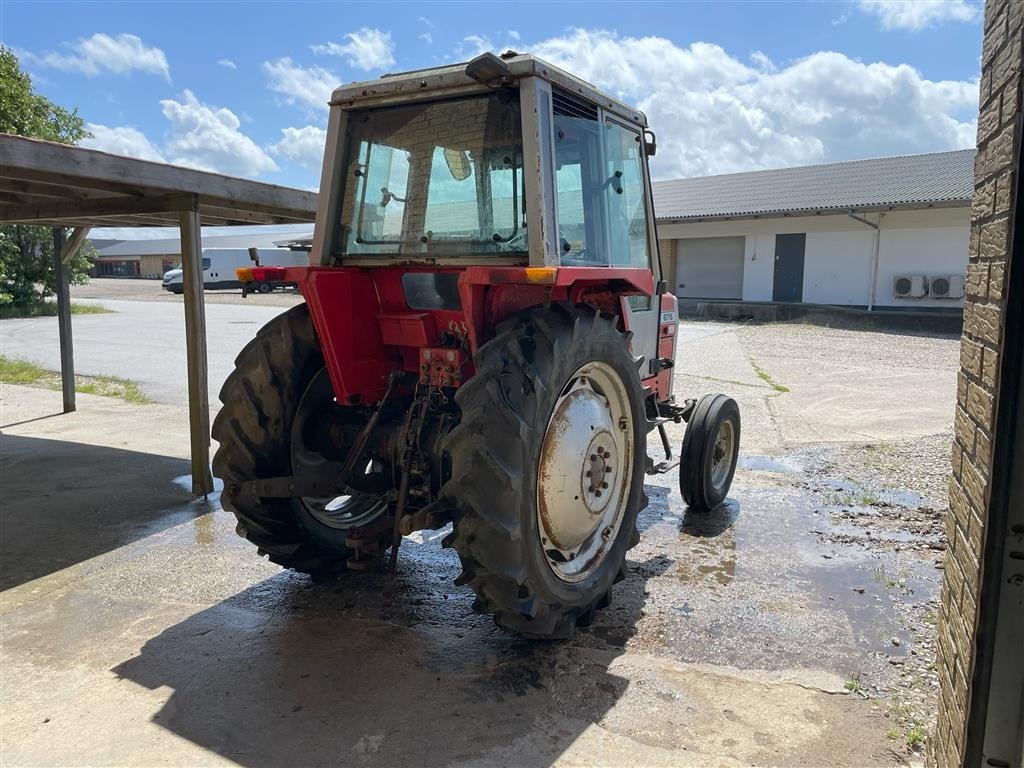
[537, 363, 634, 583]
[581, 433, 616, 509]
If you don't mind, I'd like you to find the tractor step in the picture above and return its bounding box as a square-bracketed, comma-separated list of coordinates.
[649, 459, 680, 475]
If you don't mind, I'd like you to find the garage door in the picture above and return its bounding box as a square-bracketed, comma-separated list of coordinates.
[675, 236, 745, 299]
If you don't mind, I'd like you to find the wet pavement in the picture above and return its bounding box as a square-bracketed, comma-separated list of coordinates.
[1, 315, 959, 766]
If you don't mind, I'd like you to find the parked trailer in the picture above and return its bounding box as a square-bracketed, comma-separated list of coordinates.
[161, 247, 307, 293]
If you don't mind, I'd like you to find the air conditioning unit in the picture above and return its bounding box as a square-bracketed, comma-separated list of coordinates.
[893, 275, 926, 299]
[930, 274, 965, 300]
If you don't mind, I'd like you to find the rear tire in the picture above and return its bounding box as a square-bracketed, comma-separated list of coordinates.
[441, 306, 647, 639]
[212, 304, 389, 575]
[679, 394, 741, 511]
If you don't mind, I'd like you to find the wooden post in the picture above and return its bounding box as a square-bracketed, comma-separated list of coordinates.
[52, 227, 75, 413]
[178, 203, 214, 497]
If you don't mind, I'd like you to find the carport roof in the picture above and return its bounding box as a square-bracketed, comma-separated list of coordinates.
[0, 133, 318, 228]
[652, 149, 976, 222]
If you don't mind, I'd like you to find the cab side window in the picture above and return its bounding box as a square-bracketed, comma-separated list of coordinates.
[604, 122, 650, 267]
[553, 95, 606, 266]
[552, 91, 652, 269]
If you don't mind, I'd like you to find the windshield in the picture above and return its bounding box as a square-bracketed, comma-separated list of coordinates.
[339, 92, 526, 258]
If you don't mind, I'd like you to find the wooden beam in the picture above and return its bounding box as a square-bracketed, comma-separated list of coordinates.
[195, 203, 281, 225]
[0, 178, 117, 200]
[1, 133, 317, 221]
[52, 228, 76, 413]
[59, 226, 91, 265]
[0, 192, 196, 223]
[178, 207, 214, 497]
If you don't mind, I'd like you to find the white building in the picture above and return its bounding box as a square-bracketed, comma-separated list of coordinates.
[653, 150, 974, 312]
[90, 231, 313, 279]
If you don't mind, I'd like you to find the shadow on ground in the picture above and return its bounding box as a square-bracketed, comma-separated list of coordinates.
[0, 434, 198, 590]
[110, 527, 678, 767]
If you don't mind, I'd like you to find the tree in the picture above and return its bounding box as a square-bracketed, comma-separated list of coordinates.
[0, 46, 95, 314]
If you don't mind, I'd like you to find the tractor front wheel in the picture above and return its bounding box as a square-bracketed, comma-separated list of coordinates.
[441, 306, 647, 639]
[679, 394, 741, 511]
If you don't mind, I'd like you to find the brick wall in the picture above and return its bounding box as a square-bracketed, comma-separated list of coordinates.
[658, 237, 677, 292]
[929, 2, 1021, 765]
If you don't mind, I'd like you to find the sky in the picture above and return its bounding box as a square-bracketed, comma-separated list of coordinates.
[2, 0, 983, 238]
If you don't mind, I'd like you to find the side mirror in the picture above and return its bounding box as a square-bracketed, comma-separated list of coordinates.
[644, 129, 657, 157]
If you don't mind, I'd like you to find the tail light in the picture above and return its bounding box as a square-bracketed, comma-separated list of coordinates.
[252, 267, 286, 282]
[236, 267, 254, 283]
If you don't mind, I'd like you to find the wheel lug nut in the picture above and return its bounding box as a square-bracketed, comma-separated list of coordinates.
[586, 470, 592, 477]
[595, 490, 602, 498]
[590, 454, 597, 461]
[602, 482, 608, 489]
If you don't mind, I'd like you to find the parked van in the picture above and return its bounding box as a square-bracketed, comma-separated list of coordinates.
[161, 248, 307, 293]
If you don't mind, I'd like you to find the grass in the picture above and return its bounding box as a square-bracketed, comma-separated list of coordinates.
[874, 566, 915, 596]
[843, 677, 868, 697]
[905, 723, 927, 751]
[750, 360, 790, 393]
[0, 356, 151, 404]
[822, 488, 880, 507]
[0, 301, 112, 319]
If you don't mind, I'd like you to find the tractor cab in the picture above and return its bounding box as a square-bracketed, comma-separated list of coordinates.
[315, 52, 658, 272]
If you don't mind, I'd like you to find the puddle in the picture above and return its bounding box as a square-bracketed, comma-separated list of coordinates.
[822, 520, 942, 546]
[629, 468, 941, 677]
[877, 489, 927, 508]
[737, 455, 806, 475]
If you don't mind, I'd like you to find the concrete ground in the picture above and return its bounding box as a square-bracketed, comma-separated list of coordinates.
[1, 280, 960, 766]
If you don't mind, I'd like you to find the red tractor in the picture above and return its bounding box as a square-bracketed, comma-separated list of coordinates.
[215, 53, 740, 638]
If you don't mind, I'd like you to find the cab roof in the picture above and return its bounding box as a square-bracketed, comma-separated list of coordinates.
[329, 52, 648, 128]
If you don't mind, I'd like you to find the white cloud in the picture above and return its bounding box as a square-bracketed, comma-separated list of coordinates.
[262, 57, 338, 112]
[311, 27, 395, 70]
[27, 33, 170, 81]
[857, 0, 981, 30]
[418, 16, 435, 28]
[80, 123, 165, 162]
[529, 29, 978, 180]
[269, 125, 327, 169]
[461, 35, 492, 58]
[160, 90, 278, 177]
[217, 58, 237, 70]
[749, 50, 777, 73]
[419, 32, 433, 45]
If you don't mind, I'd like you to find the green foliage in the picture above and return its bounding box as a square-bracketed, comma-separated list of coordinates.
[843, 676, 868, 696]
[905, 723, 927, 750]
[0, 46, 94, 314]
[0, 356, 152, 404]
[0, 300, 112, 319]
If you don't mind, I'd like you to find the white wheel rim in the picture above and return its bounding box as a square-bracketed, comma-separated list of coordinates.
[710, 418, 735, 490]
[536, 361, 634, 583]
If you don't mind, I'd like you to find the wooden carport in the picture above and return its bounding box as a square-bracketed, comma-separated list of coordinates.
[0, 133, 318, 496]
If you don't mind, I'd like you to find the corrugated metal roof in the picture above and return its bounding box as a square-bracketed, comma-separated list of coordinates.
[92, 231, 313, 258]
[652, 149, 976, 222]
